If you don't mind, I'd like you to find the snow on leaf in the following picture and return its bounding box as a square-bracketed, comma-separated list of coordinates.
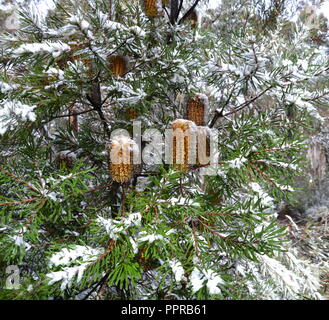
[96, 212, 142, 239]
[0, 81, 19, 93]
[13, 42, 70, 58]
[250, 182, 274, 207]
[190, 268, 204, 293]
[47, 263, 89, 290]
[10, 235, 31, 251]
[228, 157, 247, 169]
[168, 259, 185, 283]
[203, 269, 224, 295]
[96, 216, 123, 240]
[49, 245, 103, 267]
[190, 267, 224, 295]
[0, 100, 36, 135]
[137, 233, 164, 244]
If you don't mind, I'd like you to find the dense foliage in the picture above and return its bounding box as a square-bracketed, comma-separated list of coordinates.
[0, 0, 328, 299]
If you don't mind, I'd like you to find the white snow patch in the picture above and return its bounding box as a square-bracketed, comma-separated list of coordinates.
[96, 212, 142, 239]
[10, 235, 31, 251]
[250, 182, 274, 207]
[0, 100, 36, 135]
[228, 157, 247, 169]
[47, 264, 89, 290]
[13, 42, 70, 58]
[49, 245, 103, 267]
[0, 81, 19, 93]
[138, 233, 164, 243]
[190, 266, 224, 295]
[169, 259, 185, 283]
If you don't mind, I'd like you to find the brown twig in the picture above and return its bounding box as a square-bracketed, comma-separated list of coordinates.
[248, 161, 278, 187]
[121, 186, 126, 217]
[253, 146, 294, 154]
[0, 197, 42, 207]
[178, 0, 201, 25]
[85, 183, 113, 194]
[0, 167, 42, 195]
[191, 220, 199, 257]
[197, 218, 259, 245]
[203, 212, 240, 216]
[45, 108, 95, 121]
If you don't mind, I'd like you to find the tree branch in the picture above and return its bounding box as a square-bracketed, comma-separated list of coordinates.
[209, 85, 274, 128]
[0, 197, 42, 207]
[178, 0, 201, 25]
[0, 167, 42, 195]
[177, 0, 184, 20]
[86, 83, 111, 139]
[170, 0, 179, 25]
[42, 108, 95, 125]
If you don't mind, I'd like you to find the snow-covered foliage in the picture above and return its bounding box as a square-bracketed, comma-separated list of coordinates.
[0, 100, 36, 134]
[190, 267, 224, 295]
[236, 249, 323, 300]
[0, 0, 327, 300]
[49, 245, 102, 267]
[96, 212, 142, 239]
[46, 245, 103, 290]
[13, 41, 70, 58]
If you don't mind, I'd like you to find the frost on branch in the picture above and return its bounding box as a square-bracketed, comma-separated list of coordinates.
[236, 249, 323, 299]
[46, 245, 104, 290]
[190, 267, 224, 295]
[0, 100, 36, 135]
[13, 41, 70, 58]
[49, 245, 103, 267]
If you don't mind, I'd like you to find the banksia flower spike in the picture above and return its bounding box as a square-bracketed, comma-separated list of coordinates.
[108, 135, 140, 184]
[171, 119, 197, 170]
[68, 107, 79, 132]
[56, 56, 70, 70]
[187, 9, 199, 29]
[186, 93, 208, 126]
[108, 55, 128, 77]
[143, 0, 161, 18]
[127, 108, 138, 120]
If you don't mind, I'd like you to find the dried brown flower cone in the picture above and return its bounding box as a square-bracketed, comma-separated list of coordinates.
[187, 94, 207, 126]
[108, 136, 139, 183]
[127, 108, 138, 120]
[108, 55, 128, 77]
[187, 9, 198, 29]
[143, 0, 159, 17]
[68, 107, 79, 132]
[56, 151, 76, 169]
[56, 56, 70, 69]
[172, 119, 197, 170]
